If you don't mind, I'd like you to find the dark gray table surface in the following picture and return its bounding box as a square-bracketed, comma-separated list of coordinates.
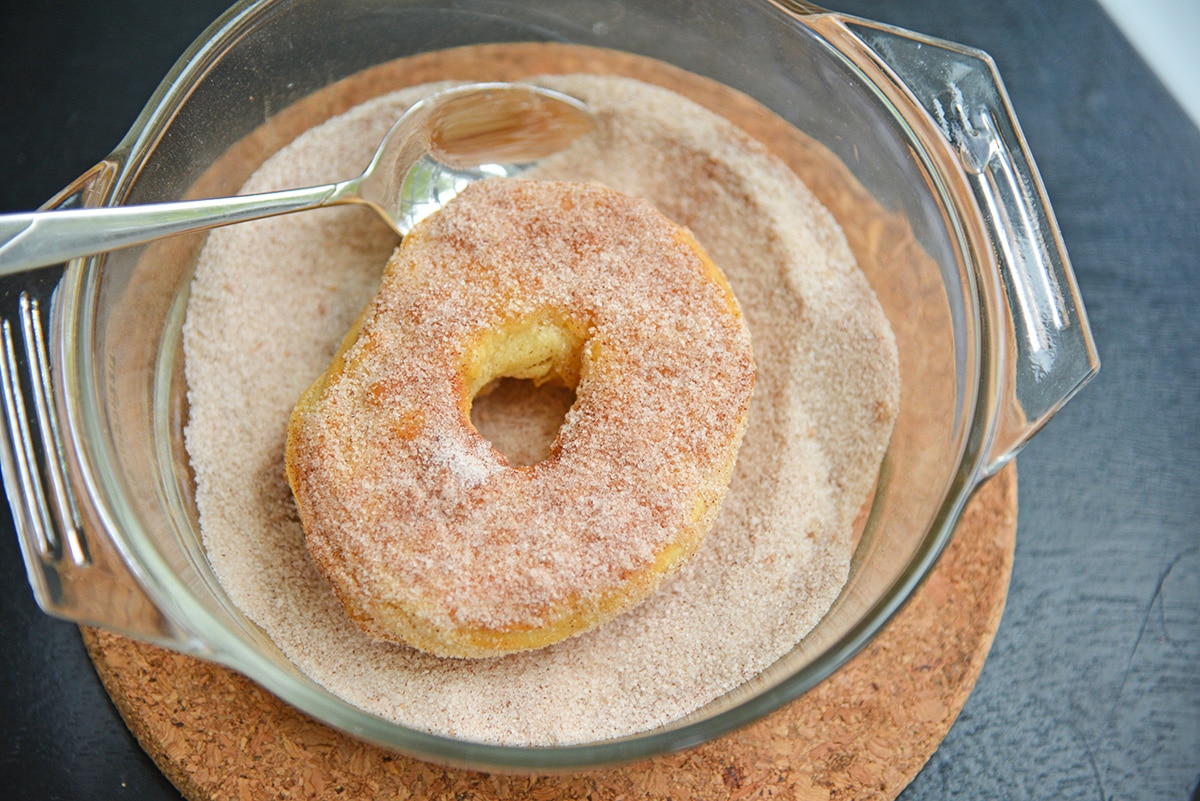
[2, 1, 1197, 799]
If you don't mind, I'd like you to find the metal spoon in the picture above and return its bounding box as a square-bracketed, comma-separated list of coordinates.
[0, 83, 592, 277]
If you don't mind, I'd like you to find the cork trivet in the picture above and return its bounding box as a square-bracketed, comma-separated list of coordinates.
[82, 464, 1014, 801]
[82, 41, 1017, 800]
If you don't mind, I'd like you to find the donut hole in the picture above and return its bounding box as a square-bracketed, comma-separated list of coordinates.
[464, 312, 589, 466]
[470, 378, 578, 466]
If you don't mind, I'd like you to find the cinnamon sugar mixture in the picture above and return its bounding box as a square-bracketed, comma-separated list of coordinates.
[183, 75, 899, 745]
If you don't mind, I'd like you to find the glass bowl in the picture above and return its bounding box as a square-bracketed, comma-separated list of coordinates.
[0, 0, 1097, 771]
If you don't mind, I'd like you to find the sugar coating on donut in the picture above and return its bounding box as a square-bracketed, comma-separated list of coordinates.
[285, 179, 755, 658]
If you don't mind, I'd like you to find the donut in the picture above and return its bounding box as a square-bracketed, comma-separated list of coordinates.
[285, 179, 755, 658]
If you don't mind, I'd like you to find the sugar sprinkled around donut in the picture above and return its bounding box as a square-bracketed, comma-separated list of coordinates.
[183, 73, 899, 744]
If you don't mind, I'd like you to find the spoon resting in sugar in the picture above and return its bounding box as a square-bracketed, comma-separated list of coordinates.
[0, 83, 593, 277]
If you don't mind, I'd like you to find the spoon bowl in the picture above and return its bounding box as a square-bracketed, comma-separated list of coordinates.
[0, 83, 592, 277]
[362, 83, 594, 235]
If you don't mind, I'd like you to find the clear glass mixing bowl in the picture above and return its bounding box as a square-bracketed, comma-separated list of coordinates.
[0, 0, 1097, 771]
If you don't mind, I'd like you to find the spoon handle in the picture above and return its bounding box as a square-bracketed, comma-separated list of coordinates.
[0, 182, 355, 277]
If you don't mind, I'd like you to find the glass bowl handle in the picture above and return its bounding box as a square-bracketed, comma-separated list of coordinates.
[0, 164, 193, 647]
[838, 18, 1101, 474]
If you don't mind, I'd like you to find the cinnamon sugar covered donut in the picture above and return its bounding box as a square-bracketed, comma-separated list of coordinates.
[285, 179, 755, 658]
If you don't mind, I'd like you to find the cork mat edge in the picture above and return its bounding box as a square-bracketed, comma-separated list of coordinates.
[82, 464, 1015, 801]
